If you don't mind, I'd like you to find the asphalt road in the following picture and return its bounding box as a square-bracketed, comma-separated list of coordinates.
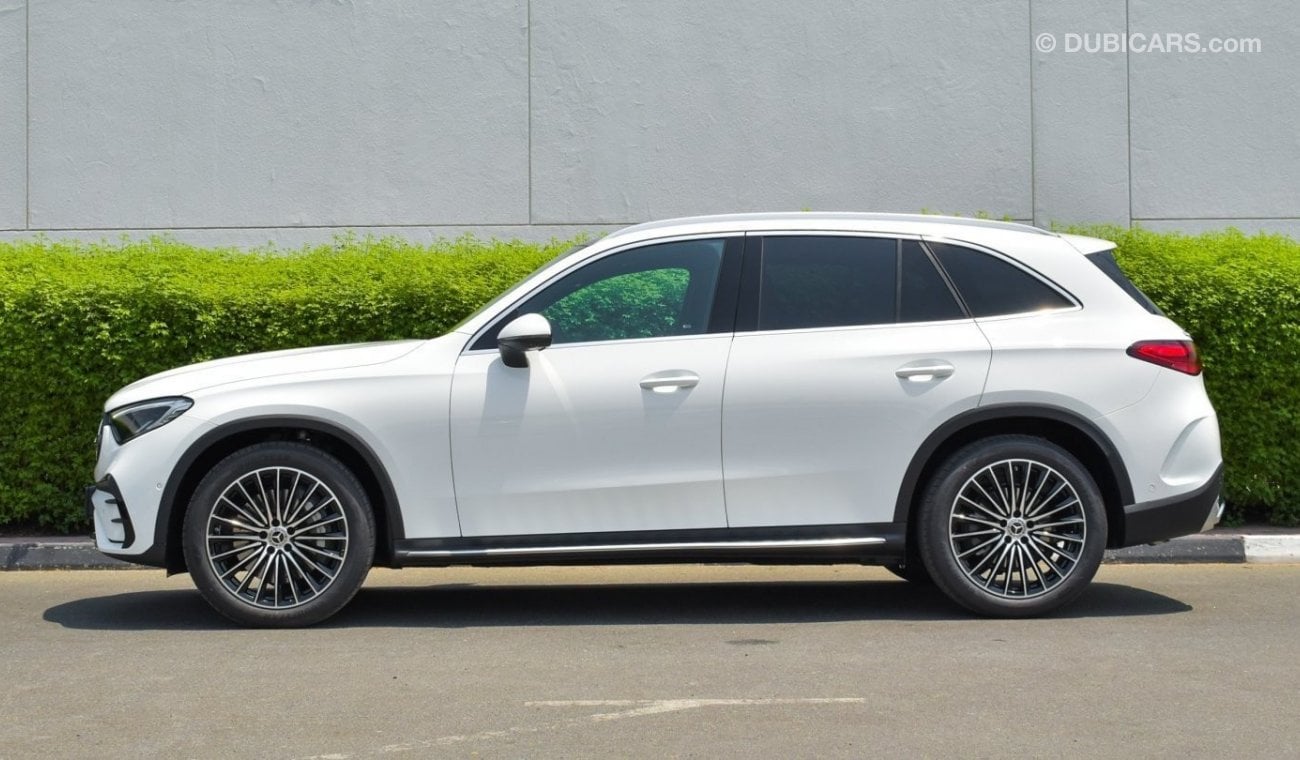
[2, 564, 1297, 759]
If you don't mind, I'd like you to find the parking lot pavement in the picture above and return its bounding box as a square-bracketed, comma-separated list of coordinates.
[2, 564, 1297, 759]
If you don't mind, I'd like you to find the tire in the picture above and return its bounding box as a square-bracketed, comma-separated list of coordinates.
[183, 441, 375, 627]
[916, 435, 1106, 617]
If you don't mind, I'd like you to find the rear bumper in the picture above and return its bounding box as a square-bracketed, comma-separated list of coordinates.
[1120, 464, 1224, 547]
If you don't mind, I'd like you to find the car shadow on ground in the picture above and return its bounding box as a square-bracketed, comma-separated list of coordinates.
[43, 579, 1191, 631]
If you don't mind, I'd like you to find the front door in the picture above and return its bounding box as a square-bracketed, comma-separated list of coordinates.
[450, 237, 740, 537]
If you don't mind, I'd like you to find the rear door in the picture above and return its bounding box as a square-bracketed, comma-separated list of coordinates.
[721, 234, 991, 528]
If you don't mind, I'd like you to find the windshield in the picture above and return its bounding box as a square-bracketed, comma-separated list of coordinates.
[448, 240, 597, 333]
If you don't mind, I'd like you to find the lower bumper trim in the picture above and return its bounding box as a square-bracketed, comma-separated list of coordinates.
[1120, 464, 1224, 547]
[84, 475, 136, 549]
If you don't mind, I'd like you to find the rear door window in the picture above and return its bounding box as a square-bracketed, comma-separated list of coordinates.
[900, 240, 966, 322]
[757, 236, 896, 330]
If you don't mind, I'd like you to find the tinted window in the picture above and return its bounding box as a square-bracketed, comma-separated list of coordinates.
[758, 236, 896, 330]
[1086, 250, 1163, 315]
[476, 239, 725, 347]
[930, 242, 1073, 317]
[900, 240, 966, 322]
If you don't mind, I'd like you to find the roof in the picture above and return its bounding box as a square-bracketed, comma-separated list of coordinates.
[605, 212, 1056, 244]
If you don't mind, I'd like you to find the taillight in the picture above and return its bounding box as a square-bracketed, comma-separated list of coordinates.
[1126, 340, 1202, 375]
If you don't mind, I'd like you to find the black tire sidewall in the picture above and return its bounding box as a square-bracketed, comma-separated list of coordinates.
[182, 441, 375, 627]
[917, 435, 1107, 617]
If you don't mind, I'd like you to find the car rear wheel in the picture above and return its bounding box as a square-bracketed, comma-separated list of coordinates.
[917, 435, 1106, 617]
[183, 442, 375, 627]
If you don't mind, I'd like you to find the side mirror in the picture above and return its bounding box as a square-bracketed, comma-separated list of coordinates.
[497, 313, 553, 368]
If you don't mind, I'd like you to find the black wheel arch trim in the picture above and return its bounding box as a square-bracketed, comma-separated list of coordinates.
[147, 415, 406, 574]
[893, 403, 1135, 525]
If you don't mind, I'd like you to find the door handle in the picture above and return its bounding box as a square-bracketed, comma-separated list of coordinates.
[639, 370, 700, 393]
[895, 361, 955, 382]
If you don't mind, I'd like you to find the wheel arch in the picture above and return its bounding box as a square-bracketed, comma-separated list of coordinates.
[894, 405, 1135, 549]
[155, 415, 406, 574]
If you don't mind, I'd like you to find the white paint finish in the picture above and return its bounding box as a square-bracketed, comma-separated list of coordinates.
[722, 320, 991, 527]
[95, 335, 469, 553]
[0, 0, 24, 228]
[974, 314, 1163, 417]
[529, 0, 1032, 223]
[449, 336, 732, 536]
[92, 413, 216, 553]
[1030, 0, 1131, 226]
[1244, 536, 1300, 564]
[106, 340, 425, 410]
[1095, 362, 1220, 505]
[1128, 0, 1300, 218]
[186, 336, 467, 541]
[1158, 415, 1221, 488]
[27, 0, 529, 229]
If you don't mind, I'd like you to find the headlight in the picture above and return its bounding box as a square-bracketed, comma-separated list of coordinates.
[108, 397, 193, 444]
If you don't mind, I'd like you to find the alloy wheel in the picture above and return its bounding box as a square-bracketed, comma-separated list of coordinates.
[204, 466, 350, 609]
[947, 458, 1086, 599]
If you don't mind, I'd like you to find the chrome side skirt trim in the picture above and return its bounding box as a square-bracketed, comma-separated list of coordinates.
[397, 536, 887, 560]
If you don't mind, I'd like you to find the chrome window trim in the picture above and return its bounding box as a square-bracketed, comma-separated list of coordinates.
[733, 317, 979, 340]
[460, 330, 729, 356]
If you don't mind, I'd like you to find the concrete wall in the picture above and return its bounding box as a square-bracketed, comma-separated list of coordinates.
[0, 0, 1296, 246]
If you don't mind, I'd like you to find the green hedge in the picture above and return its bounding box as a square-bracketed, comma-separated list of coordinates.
[1, 226, 1297, 531]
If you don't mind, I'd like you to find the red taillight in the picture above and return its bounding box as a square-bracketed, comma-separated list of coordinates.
[1127, 340, 1202, 375]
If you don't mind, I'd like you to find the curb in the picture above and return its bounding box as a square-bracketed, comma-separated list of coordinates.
[3, 532, 1298, 571]
[1103, 534, 1245, 564]
[2, 537, 140, 570]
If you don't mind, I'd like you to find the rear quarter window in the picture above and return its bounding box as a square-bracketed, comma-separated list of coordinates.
[929, 242, 1074, 317]
[1085, 250, 1164, 315]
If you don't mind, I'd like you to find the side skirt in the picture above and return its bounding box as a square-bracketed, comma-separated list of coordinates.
[393, 523, 905, 567]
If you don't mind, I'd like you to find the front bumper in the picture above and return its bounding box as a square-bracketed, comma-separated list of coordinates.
[88, 411, 211, 565]
[1120, 464, 1224, 547]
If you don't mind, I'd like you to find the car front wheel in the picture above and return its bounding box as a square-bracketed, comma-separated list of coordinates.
[182, 442, 375, 627]
[917, 435, 1107, 617]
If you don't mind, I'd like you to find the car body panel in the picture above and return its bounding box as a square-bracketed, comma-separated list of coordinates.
[449, 334, 732, 536]
[721, 319, 991, 527]
[107, 340, 425, 409]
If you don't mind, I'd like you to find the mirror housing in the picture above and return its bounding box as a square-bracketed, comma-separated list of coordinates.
[497, 313, 553, 368]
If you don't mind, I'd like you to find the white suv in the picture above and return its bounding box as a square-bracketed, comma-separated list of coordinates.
[87, 213, 1223, 626]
